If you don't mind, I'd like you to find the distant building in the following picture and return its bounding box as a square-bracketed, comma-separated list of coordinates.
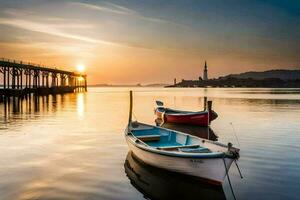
[171, 61, 209, 87]
[203, 61, 208, 81]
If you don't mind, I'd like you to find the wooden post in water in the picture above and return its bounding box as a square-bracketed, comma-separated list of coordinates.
[207, 101, 212, 112]
[207, 100, 212, 126]
[128, 90, 133, 126]
[204, 96, 207, 110]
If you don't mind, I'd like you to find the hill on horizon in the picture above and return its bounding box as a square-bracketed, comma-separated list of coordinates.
[221, 69, 300, 80]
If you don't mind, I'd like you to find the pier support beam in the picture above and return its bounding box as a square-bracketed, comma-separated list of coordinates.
[3, 66, 6, 89]
[84, 76, 87, 92]
[20, 69, 23, 89]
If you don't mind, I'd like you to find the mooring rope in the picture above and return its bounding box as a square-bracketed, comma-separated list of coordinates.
[234, 160, 244, 179]
[230, 122, 240, 147]
[222, 156, 237, 200]
[132, 111, 138, 122]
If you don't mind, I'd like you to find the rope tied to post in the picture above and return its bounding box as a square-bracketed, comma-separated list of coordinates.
[222, 153, 237, 200]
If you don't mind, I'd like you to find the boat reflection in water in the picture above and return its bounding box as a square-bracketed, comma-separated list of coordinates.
[125, 151, 226, 200]
[155, 119, 218, 141]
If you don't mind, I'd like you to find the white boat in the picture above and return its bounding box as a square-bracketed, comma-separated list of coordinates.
[125, 91, 240, 185]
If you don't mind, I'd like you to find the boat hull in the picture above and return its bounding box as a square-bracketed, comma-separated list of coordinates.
[124, 151, 226, 200]
[156, 109, 217, 126]
[126, 136, 234, 185]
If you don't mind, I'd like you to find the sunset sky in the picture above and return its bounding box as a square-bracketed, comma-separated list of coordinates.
[0, 0, 299, 84]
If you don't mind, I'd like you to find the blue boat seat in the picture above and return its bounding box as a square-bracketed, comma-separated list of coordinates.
[136, 134, 161, 142]
[157, 144, 199, 150]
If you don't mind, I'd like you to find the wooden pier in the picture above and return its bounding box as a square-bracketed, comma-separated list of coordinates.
[0, 58, 87, 98]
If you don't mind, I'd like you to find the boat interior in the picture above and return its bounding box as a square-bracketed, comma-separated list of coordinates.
[130, 124, 211, 153]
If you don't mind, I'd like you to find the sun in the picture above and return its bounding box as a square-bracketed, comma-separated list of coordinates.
[76, 64, 85, 73]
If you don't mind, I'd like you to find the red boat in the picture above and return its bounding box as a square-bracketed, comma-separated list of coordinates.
[155, 101, 218, 126]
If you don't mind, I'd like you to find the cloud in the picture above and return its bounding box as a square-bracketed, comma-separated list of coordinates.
[71, 2, 136, 15]
[0, 15, 212, 56]
[0, 17, 176, 52]
[71, 1, 188, 28]
[104, 1, 138, 15]
[0, 4, 190, 53]
[3, 8, 95, 29]
[0, 17, 119, 46]
[0, 7, 157, 49]
[0, 40, 95, 57]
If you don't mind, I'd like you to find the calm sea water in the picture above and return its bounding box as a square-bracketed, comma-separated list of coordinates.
[0, 87, 300, 200]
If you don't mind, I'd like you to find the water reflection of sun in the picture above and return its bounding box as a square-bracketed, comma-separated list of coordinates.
[77, 93, 85, 118]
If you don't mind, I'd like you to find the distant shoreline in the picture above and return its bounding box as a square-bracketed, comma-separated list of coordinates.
[167, 69, 300, 88]
[166, 78, 300, 88]
[88, 83, 169, 87]
[85, 85, 300, 89]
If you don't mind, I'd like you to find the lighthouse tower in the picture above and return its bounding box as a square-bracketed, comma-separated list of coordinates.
[203, 61, 208, 81]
